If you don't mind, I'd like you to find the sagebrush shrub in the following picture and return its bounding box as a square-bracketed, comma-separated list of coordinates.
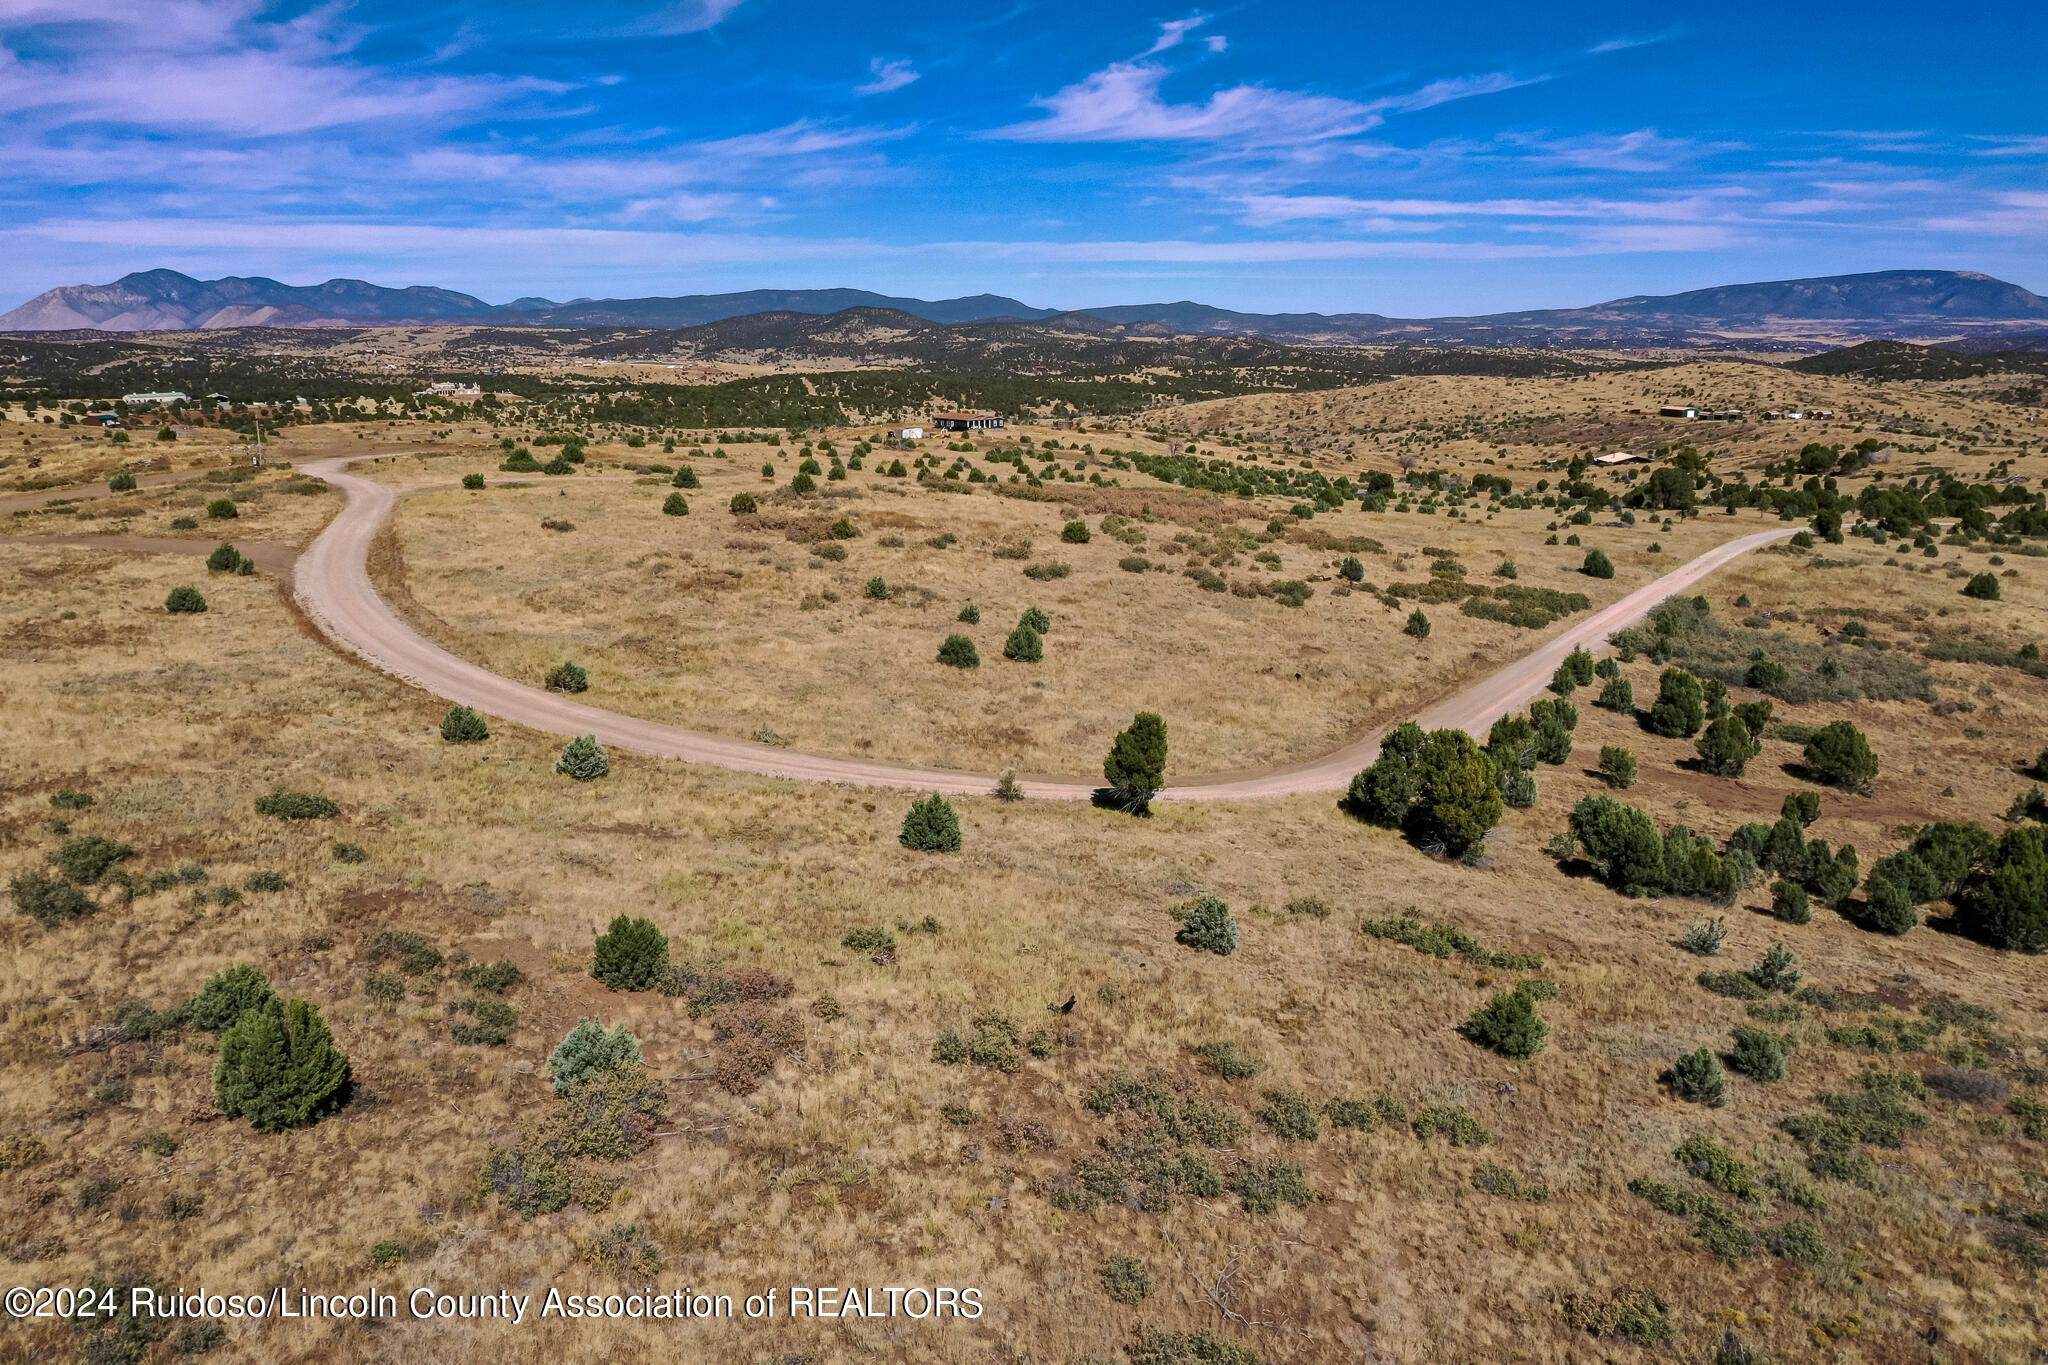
[1099, 1256, 1152, 1305]
[556, 735, 609, 781]
[544, 661, 588, 693]
[1257, 1088, 1321, 1141]
[9, 871, 95, 928]
[254, 791, 337, 820]
[450, 997, 518, 1046]
[547, 1018, 642, 1093]
[1175, 896, 1238, 955]
[1193, 1040, 1263, 1080]
[593, 915, 669, 991]
[49, 835, 133, 884]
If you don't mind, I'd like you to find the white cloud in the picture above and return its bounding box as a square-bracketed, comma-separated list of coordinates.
[632, 0, 749, 35]
[1506, 128, 1717, 173]
[1972, 136, 2048, 158]
[0, 1, 564, 137]
[1142, 17, 1209, 57]
[1587, 30, 1682, 55]
[990, 42, 1538, 148]
[1919, 192, 2048, 236]
[855, 57, 919, 97]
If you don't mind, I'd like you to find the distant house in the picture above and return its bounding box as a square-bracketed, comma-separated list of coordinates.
[414, 382, 482, 398]
[933, 412, 1006, 432]
[886, 425, 925, 441]
[1658, 405, 1697, 419]
[87, 413, 123, 428]
[121, 390, 190, 405]
[1593, 451, 1647, 466]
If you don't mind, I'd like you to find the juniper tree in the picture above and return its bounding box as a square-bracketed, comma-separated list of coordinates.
[1103, 712, 1169, 813]
[592, 915, 669, 991]
[214, 997, 351, 1132]
[440, 705, 489, 743]
[900, 794, 963, 852]
[1003, 622, 1043, 662]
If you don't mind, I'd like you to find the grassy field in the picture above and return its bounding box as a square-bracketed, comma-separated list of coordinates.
[1, 362, 2045, 1365]
[368, 439, 1753, 775]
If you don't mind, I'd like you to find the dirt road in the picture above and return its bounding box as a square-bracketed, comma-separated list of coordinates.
[279, 451, 1792, 800]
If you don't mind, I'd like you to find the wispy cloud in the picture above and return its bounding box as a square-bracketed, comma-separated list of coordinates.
[0, 1, 565, 137]
[990, 20, 1535, 148]
[1506, 128, 1725, 173]
[855, 57, 919, 97]
[1972, 135, 2048, 158]
[631, 0, 750, 35]
[1142, 16, 1210, 56]
[1588, 29, 1682, 55]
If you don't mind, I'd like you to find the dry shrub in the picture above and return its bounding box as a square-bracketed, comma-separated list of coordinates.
[478, 1068, 666, 1218]
[711, 1005, 803, 1095]
[995, 1116, 1059, 1153]
[1925, 1067, 2010, 1107]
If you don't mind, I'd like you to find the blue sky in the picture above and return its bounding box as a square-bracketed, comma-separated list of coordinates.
[1, 0, 2043, 315]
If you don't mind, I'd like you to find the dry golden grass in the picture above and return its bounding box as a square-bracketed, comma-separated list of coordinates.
[0, 370, 2044, 1365]
[371, 443, 1760, 774]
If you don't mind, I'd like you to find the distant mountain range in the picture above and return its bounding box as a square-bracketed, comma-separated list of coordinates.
[3, 268, 2045, 347]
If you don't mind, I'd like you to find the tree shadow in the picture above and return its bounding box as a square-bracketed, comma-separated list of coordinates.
[1091, 788, 1149, 815]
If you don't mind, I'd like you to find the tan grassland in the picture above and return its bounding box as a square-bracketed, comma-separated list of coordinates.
[1, 359, 2045, 1365]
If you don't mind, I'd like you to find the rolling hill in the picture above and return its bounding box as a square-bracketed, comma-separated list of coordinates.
[3, 268, 2045, 347]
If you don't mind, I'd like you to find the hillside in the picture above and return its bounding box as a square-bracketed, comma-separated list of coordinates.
[1785, 339, 2048, 381]
[6, 269, 2046, 348]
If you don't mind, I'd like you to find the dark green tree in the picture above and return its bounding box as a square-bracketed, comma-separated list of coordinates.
[900, 794, 963, 852]
[165, 585, 207, 614]
[1696, 715, 1756, 777]
[1103, 712, 1169, 812]
[1347, 722, 1425, 825]
[214, 997, 351, 1132]
[187, 964, 276, 1032]
[556, 734, 609, 781]
[1404, 608, 1431, 638]
[1803, 721, 1878, 794]
[592, 915, 669, 990]
[1961, 573, 2001, 601]
[1582, 548, 1615, 578]
[937, 634, 980, 668]
[1465, 987, 1548, 1059]
[1003, 622, 1044, 662]
[1408, 729, 1502, 857]
[1646, 668, 1706, 738]
[440, 705, 489, 743]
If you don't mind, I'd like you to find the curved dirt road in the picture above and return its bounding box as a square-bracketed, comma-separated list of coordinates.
[283, 451, 1793, 800]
